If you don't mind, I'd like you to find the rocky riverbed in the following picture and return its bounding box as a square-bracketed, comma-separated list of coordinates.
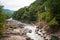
[0, 18, 44, 40]
[35, 20, 60, 40]
[1, 18, 60, 40]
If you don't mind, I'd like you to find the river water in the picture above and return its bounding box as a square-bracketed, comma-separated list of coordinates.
[6, 18, 44, 40]
[24, 24, 44, 40]
[16, 22, 44, 40]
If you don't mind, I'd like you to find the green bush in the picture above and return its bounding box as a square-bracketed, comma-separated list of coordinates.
[48, 18, 58, 30]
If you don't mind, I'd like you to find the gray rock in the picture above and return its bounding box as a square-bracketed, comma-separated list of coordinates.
[29, 30, 32, 33]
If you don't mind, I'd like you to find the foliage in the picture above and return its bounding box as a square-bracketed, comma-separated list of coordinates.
[48, 18, 58, 27]
[12, 0, 46, 22]
[12, 7, 29, 21]
[12, 0, 60, 31]
[0, 6, 6, 36]
[3, 13, 11, 19]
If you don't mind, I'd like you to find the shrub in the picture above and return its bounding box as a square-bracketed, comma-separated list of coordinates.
[48, 18, 58, 30]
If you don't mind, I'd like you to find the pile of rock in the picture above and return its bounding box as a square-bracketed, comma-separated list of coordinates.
[35, 26, 52, 40]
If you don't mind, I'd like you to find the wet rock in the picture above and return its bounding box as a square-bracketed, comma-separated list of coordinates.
[10, 27, 13, 28]
[36, 26, 42, 29]
[36, 29, 39, 31]
[43, 33, 45, 35]
[45, 39, 48, 40]
[44, 36, 46, 38]
[22, 32, 26, 36]
[35, 29, 39, 34]
[43, 34, 47, 37]
[40, 30, 42, 32]
[29, 30, 32, 33]
[18, 24, 24, 28]
[35, 31, 38, 34]
[45, 35, 51, 40]
[10, 26, 17, 29]
[26, 37, 31, 40]
[20, 26, 24, 28]
[19, 32, 26, 36]
[26, 37, 33, 40]
[38, 33, 41, 35]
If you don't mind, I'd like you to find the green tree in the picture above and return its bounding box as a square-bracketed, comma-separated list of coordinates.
[0, 6, 6, 37]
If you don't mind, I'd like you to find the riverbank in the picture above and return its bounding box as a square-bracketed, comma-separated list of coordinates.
[33, 20, 60, 40]
[1, 18, 44, 40]
[12, 19, 52, 40]
[1, 18, 60, 40]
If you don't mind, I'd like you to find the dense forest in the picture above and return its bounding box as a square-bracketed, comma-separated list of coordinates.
[12, 0, 60, 33]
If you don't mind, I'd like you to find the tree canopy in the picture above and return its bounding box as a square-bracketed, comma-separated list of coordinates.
[12, 0, 60, 31]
